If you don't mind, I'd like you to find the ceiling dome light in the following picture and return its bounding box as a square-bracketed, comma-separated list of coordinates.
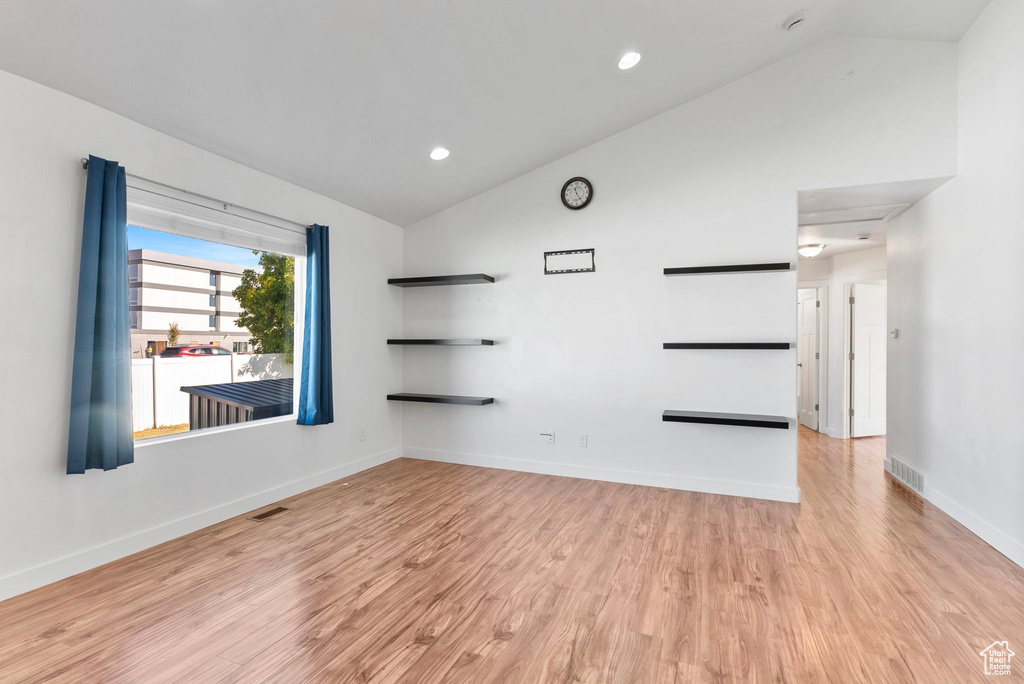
[429, 147, 450, 161]
[618, 52, 642, 70]
[798, 244, 826, 258]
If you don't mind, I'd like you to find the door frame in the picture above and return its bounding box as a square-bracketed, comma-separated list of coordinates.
[797, 280, 829, 435]
[841, 274, 887, 438]
[846, 278, 888, 437]
[797, 287, 820, 430]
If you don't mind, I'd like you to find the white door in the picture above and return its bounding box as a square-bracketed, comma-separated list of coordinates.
[797, 289, 818, 430]
[851, 283, 887, 437]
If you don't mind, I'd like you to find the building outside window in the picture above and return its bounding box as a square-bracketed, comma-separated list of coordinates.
[127, 248, 253, 358]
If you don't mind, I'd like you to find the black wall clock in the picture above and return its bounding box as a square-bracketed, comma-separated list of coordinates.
[561, 177, 593, 210]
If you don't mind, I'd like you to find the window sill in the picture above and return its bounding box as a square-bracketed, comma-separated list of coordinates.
[134, 413, 297, 449]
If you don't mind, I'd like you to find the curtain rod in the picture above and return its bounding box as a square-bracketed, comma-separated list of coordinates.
[81, 157, 309, 235]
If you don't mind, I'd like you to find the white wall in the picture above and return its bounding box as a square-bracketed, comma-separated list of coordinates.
[796, 257, 832, 283]
[886, 0, 1024, 567]
[401, 37, 957, 503]
[0, 68, 404, 600]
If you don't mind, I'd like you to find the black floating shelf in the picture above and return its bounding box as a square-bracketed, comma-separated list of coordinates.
[663, 342, 791, 350]
[387, 393, 494, 406]
[662, 410, 789, 430]
[664, 262, 791, 276]
[388, 274, 495, 287]
[388, 339, 494, 346]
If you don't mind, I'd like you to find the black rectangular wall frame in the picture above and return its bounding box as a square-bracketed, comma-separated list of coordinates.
[544, 248, 595, 275]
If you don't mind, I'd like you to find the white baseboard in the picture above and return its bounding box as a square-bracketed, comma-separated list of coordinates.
[403, 447, 801, 504]
[883, 458, 1024, 570]
[0, 447, 401, 603]
[924, 484, 1024, 570]
[824, 425, 845, 439]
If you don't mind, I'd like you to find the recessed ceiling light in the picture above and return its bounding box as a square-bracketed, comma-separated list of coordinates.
[798, 244, 826, 258]
[429, 147, 450, 161]
[618, 52, 642, 70]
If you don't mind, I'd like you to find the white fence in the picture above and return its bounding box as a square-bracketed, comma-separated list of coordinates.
[131, 354, 292, 431]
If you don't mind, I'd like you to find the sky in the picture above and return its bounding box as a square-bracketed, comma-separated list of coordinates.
[128, 225, 261, 268]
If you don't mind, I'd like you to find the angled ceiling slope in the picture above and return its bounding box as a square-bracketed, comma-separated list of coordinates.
[0, 0, 988, 226]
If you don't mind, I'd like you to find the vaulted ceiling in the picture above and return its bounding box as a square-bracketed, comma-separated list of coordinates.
[0, 0, 988, 225]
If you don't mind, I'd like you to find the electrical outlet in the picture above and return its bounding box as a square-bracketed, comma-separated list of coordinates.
[541, 431, 555, 444]
[578, 434, 588, 447]
[359, 427, 367, 441]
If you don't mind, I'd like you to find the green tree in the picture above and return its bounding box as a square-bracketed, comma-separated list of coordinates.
[233, 252, 295, 362]
[167, 322, 180, 347]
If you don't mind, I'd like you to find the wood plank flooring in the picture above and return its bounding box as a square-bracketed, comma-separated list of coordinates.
[1, 430, 1022, 682]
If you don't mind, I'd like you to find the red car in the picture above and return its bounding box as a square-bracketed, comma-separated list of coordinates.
[159, 345, 232, 357]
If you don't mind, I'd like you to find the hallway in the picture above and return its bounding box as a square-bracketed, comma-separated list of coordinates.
[0, 431, 1021, 682]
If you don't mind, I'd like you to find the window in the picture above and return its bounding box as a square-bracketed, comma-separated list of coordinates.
[232, 341, 250, 354]
[126, 189, 304, 443]
[129, 264, 139, 282]
[129, 310, 139, 329]
[129, 288, 140, 305]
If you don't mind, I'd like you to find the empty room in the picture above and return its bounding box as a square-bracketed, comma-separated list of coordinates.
[1, 0, 1022, 681]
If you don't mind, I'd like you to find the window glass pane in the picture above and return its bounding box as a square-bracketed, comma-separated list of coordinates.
[128, 225, 296, 442]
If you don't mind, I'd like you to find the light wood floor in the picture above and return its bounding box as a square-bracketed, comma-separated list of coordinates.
[2, 431, 1022, 682]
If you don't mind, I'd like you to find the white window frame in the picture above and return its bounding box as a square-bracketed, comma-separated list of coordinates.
[126, 180, 307, 446]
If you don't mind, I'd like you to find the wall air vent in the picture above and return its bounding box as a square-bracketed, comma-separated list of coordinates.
[886, 457, 924, 495]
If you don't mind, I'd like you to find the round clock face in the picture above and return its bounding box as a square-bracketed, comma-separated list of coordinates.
[561, 177, 593, 210]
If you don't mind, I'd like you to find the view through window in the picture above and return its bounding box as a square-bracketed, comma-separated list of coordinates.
[128, 225, 296, 441]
